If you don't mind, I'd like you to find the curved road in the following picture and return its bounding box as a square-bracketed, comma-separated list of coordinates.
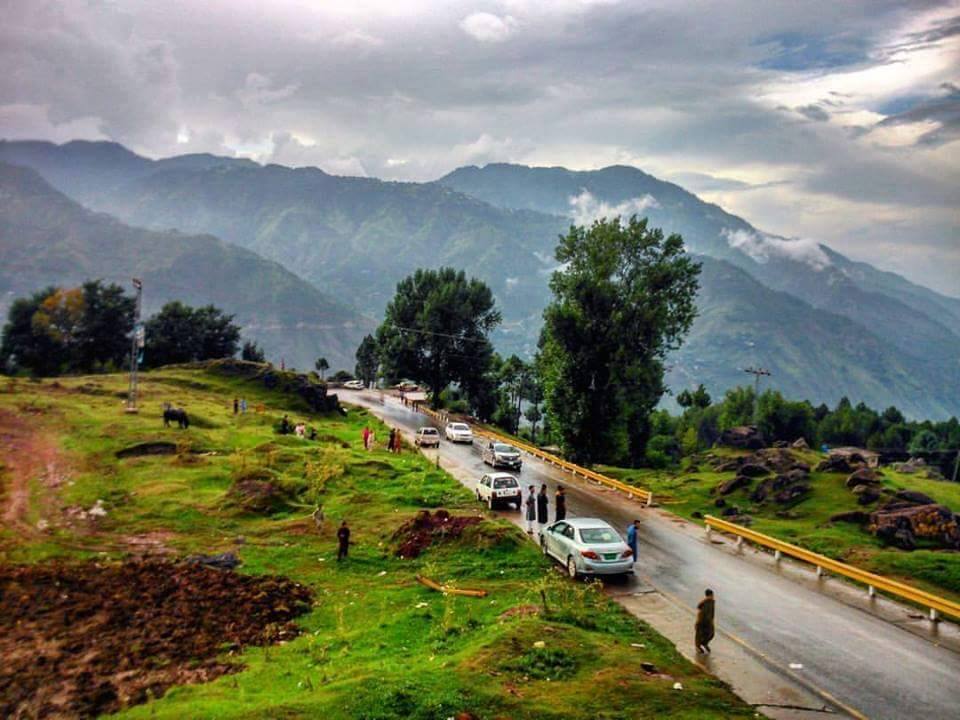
[350, 393, 960, 720]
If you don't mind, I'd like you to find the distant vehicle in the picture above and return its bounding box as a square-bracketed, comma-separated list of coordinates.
[539, 518, 634, 579]
[395, 381, 420, 391]
[481, 441, 522, 471]
[415, 427, 441, 447]
[444, 422, 473, 443]
[476, 472, 521, 510]
[343, 380, 364, 390]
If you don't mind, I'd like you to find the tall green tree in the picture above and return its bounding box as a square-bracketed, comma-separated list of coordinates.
[0, 287, 62, 375]
[376, 267, 501, 407]
[241, 340, 266, 362]
[75, 281, 136, 371]
[539, 217, 700, 466]
[143, 301, 240, 368]
[354, 334, 379, 387]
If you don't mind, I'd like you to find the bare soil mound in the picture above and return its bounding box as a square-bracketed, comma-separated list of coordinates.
[393, 509, 481, 558]
[0, 559, 313, 719]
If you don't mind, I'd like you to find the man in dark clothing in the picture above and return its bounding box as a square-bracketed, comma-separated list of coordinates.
[555, 486, 567, 521]
[626, 519, 640, 560]
[233, 397, 239, 415]
[695, 588, 715, 654]
[536, 484, 549, 530]
[337, 521, 351, 561]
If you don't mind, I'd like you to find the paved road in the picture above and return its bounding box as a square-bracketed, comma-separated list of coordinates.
[350, 392, 960, 720]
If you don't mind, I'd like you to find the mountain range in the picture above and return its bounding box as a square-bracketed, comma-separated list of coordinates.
[0, 140, 957, 418]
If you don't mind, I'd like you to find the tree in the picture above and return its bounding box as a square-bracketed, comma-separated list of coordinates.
[376, 267, 501, 407]
[241, 340, 266, 362]
[539, 216, 700, 466]
[677, 384, 711, 409]
[909, 429, 940, 454]
[75, 281, 136, 371]
[315, 357, 329, 381]
[354, 334, 379, 388]
[143, 302, 240, 368]
[0, 287, 62, 375]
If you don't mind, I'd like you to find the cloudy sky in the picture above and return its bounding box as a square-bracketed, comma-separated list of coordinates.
[2, 0, 958, 296]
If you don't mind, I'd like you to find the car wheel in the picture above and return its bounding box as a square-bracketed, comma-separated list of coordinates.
[566, 556, 578, 579]
[540, 537, 549, 555]
[488, 497, 495, 511]
[476, 490, 481, 501]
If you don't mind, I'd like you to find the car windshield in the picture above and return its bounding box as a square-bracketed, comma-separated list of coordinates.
[493, 443, 515, 453]
[421, 428, 438, 435]
[493, 477, 518, 488]
[579, 527, 619, 544]
[451, 424, 469, 431]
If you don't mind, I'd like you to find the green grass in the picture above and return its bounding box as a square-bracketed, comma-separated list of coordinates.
[0, 365, 752, 719]
[601, 453, 960, 601]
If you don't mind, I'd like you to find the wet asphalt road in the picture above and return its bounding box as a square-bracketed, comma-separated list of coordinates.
[351, 393, 960, 720]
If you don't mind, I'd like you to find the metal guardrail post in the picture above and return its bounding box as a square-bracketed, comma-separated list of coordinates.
[774, 549, 782, 563]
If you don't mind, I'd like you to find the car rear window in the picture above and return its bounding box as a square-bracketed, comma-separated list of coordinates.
[493, 477, 518, 488]
[421, 428, 438, 435]
[579, 527, 619, 544]
[451, 424, 469, 431]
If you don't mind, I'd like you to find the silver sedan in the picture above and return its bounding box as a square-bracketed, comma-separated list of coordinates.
[539, 517, 635, 578]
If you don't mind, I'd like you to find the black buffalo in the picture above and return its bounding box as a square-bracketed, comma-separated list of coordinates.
[163, 407, 189, 429]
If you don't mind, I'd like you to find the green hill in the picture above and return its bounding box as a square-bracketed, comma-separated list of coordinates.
[0, 163, 372, 371]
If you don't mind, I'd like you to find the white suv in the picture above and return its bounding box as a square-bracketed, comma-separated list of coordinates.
[444, 422, 473, 443]
[476, 472, 521, 510]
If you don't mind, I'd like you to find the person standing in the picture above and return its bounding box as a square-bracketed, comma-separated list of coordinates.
[233, 397, 239, 415]
[524, 485, 536, 534]
[555, 485, 567, 521]
[337, 520, 351, 561]
[626, 519, 640, 560]
[362, 425, 371, 450]
[536, 484, 549, 531]
[387, 428, 396, 452]
[695, 589, 715, 654]
[240, 398, 247, 414]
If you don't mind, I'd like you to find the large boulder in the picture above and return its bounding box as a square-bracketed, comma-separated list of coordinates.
[854, 486, 882, 505]
[717, 474, 751, 495]
[719, 426, 765, 450]
[894, 490, 936, 506]
[845, 468, 880, 488]
[870, 503, 960, 550]
[817, 455, 856, 473]
[738, 463, 771, 478]
[830, 510, 870, 524]
[791, 437, 810, 450]
[751, 471, 811, 505]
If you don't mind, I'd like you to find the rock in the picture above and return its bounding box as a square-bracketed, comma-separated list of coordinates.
[185, 552, 241, 570]
[830, 510, 870, 524]
[855, 487, 881, 505]
[895, 490, 936, 506]
[719, 426, 765, 450]
[721, 505, 741, 517]
[713, 498, 727, 508]
[641, 662, 658, 673]
[717, 475, 751, 495]
[752, 448, 801, 474]
[870, 503, 960, 550]
[792, 437, 809, 450]
[817, 456, 855, 473]
[846, 468, 880, 488]
[738, 463, 771, 478]
[752, 471, 811, 505]
[923, 469, 945, 481]
[691, 511, 704, 519]
[773, 482, 810, 505]
[714, 460, 742, 473]
[893, 462, 919, 474]
[773, 440, 789, 448]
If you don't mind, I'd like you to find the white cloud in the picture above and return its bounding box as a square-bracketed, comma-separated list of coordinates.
[568, 190, 660, 225]
[723, 228, 831, 271]
[459, 12, 517, 42]
[236, 73, 299, 107]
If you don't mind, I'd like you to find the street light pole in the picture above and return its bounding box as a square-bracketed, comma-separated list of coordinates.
[743, 366, 771, 426]
[126, 278, 143, 414]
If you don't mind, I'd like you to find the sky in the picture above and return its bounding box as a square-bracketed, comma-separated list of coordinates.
[2, 0, 958, 296]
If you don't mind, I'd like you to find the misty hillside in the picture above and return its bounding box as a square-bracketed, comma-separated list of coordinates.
[0, 162, 371, 371]
[1, 140, 957, 418]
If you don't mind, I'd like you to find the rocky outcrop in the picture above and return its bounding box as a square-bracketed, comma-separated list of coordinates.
[791, 437, 809, 450]
[894, 490, 936, 506]
[717, 475, 751, 495]
[750, 470, 811, 505]
[738, 463, 771, 478]
[870, 503, 960, 550]
[718, 426, 765, 450]
[852, 485, 882, 505]
[830, 510, 870, 524]
[845, 468, 880, 488]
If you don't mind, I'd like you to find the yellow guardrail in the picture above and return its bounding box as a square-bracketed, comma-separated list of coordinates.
[416, 404, 653, 506]
[705, 515, 960, 622]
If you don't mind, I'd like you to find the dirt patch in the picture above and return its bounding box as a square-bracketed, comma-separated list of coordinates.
[392, 509, 482, 558]
[227, 469, 293, 514]
[0, 408, 70, 534]
[115, 441, 179, 458]
[0, 559, 313, 719]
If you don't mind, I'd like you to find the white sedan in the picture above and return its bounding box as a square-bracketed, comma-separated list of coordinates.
[476, 472, 522, 510]
[343, 380, 364, 390]
[444, 422, 473, 443]
[540, 518, 635, 578]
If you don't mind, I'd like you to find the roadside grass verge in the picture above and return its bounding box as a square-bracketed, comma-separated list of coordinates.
[0, 367, 752, 719]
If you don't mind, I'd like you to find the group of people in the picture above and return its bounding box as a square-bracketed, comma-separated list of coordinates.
[232, 397, 248, 414]
[277, 414, 317, 440]
[523, 484, 567, 533]
[360, 425, 402, 453]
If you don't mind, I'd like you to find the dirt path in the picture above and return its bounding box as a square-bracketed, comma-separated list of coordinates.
[0, 408, 68, 533]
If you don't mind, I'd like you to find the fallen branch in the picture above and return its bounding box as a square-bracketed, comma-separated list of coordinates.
[416, 574, 488, 598]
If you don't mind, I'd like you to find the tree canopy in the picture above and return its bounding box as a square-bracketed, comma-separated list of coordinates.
[538, 216, 701, 466]
[376, 267, 501, 406]
[354, 335, 379, 387]
[143, 301, 240, 368]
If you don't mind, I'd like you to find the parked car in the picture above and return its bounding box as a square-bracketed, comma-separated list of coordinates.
[444, 422, 473, 443]
[395, 381, 420, 391]
[539, 518, 634, 578]
[481, 441, 522, 471]
[343, 380, 364, 390]
[415, 427, 441, 447]
[476, 472, 521, 510]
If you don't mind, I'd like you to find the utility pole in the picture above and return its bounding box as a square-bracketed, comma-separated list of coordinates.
[126, 278, 143, 414]
[743, 366, 771, 426]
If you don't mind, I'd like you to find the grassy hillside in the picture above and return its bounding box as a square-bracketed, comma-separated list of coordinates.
[602, 451, 960, 602]
[0, 364, 752, 719]
[0, 163, 372, 371]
